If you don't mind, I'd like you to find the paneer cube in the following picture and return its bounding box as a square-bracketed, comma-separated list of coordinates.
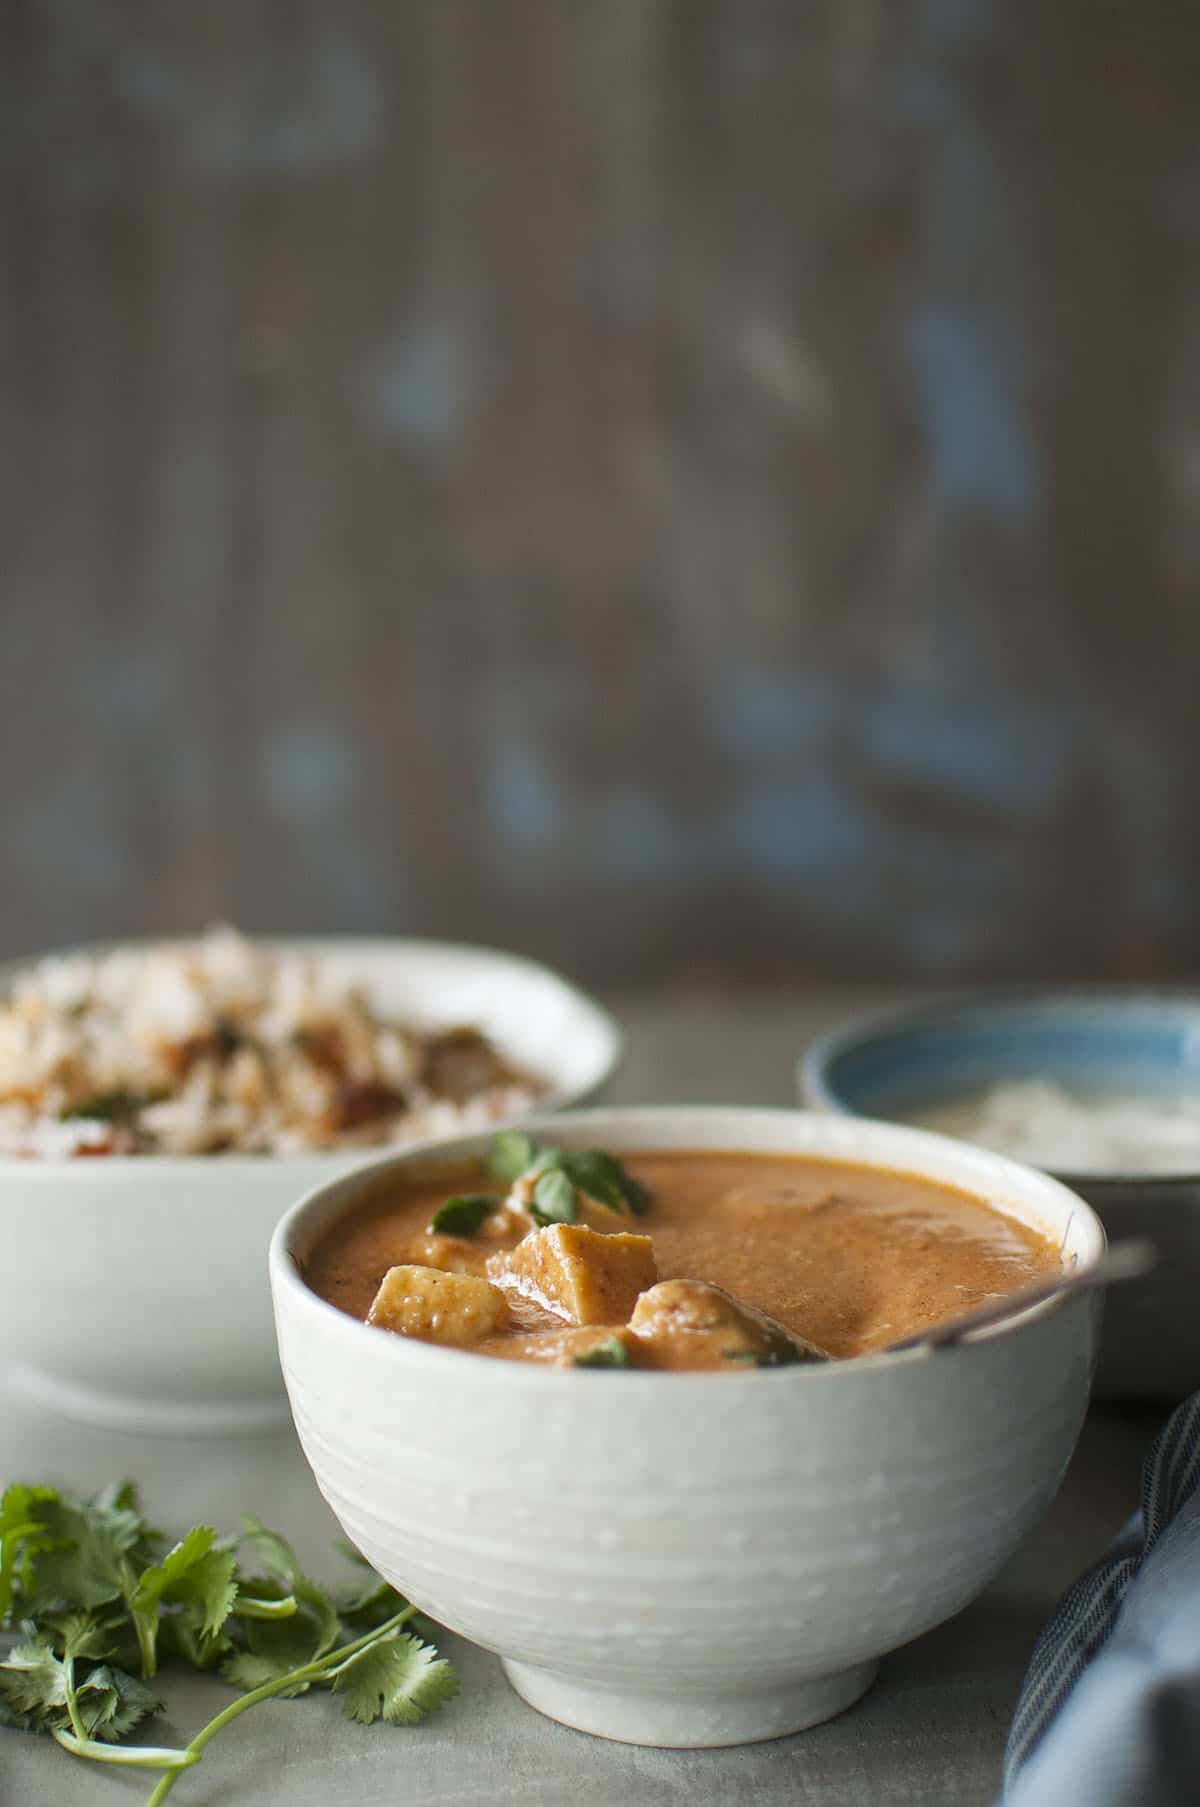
[487, 1223, 657, 1326]
[367, 1264, 508, 1345]
[628, 1279, 759, 1351]
[629, 1279, 827, 1366]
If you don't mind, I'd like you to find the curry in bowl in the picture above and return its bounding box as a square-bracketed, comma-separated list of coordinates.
[305, 1130, 1059, 1371]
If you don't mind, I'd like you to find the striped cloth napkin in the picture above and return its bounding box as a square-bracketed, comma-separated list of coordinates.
[1003, 1392, 1200, 1804]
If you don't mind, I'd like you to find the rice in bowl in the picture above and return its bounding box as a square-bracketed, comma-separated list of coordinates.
[0, 928, 545, 1157]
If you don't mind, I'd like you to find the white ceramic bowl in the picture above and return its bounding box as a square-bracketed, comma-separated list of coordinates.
[1, 938, 620, 1433]
[271, 1106, 1103, 1748]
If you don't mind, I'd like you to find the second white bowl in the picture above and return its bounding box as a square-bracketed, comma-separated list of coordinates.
[1, 937, 620, 1433]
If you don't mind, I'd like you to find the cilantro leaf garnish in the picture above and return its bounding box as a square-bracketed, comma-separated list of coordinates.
[236, 1514, 303, 1589]
[128, 1527, 238, 1677]
[558, 1149, 648, 1216]
[0, 1482, 462, 1803]
[531, 1167, 577, 1226]
[75, 1664, 163, 1741]
[331, 1629, 459, 1724]
[60, 1088, 165, 1123]
[0, 1641, 70, 1718]
[0, 1482, 59, 1618]
[429, 1194, 502, 1236]
[483, 1134, 649, 1222]
[222, 1572, 340, 1692]
[723, 1327, 821, 1367]
[487, 1129, 543, 1181]
[26, 1486, 154, 1615]
[573, 1336, 634, 1369]
[335, 1575, 412, 1634]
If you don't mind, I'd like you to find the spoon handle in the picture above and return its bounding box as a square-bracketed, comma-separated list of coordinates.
[884, 1238, 1159, 1354]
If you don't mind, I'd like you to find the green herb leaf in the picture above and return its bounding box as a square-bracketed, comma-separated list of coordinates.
[531, 1167, 577, 1227]
[157, 1611, 234, 1673]
[53, 1611, 121, 1664]
[96, 1480, 143, 1517]
[219, 1650, 304, 1694]
[335, 1576, 411, 1635]
[59, 1089, 163, 1123]
[0, 1482, 59, 1618]
[0, 1690, 37, 1730]
[74, 1664, 162, 1741]
[487, 1131, 563, 1182]
[558, 1150, 648, 1216]
[237, 1515, 302, 1589]
[429, 1193, 501, 1236]
[573, 1336, 634, 1369]
[0, 1641, 69, 1720]
[129, 1526, 238, 1677]
[331, 1631, 460, 1725]
[486, 1134, 646, 1220]
[27, 1491, 151, 1615]
[229, 1517, 341, 1684]
[223, 1570, 341, 1693]
[487, 1130, 539, 1181]
[335, 1538, 372, 1569]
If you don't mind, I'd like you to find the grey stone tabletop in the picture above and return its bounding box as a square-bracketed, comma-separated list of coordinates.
[0, 990, 1165, 1807]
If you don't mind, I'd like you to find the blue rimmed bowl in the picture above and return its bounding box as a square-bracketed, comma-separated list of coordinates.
[800, 991, 1200, 1400]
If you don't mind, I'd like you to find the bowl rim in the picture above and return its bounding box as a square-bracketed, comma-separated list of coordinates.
[798, 985, 1200, 1190]
[269, 1103, 1106, 1391]
[0, 933, 623, 1177]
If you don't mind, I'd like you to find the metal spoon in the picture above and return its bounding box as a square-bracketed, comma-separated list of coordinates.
[882, 1237, 1159, 1355]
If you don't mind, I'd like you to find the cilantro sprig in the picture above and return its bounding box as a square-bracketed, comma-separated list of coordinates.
[429, 1193, 501, 1236]
[0, 1481, 459, 1803]
[485, 1132, 648, 1227]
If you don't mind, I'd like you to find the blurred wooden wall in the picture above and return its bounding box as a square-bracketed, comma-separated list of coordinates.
[3, 0, 1199, 985]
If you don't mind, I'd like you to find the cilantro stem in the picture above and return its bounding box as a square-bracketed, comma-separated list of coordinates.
[62, 1653, 87, 1742]
[119, 1558, 158, 1679]
[142, 1608, 415, 1807]
[230, 1593, 299, 1621]
[54, 1727, 200, 1770]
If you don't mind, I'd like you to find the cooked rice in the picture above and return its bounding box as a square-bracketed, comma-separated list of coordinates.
[0, 927, 543, 1157]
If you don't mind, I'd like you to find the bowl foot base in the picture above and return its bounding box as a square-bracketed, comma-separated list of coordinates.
[8, 1364, 292, 1438]
[501, 1657, 878, 1747]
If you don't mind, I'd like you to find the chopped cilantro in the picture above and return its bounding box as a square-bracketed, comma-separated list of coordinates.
[487, 1130, 544, 1181]
[558, 1149, 648, 1216]
[483, 1134, 649, 1222]
[59, 1089, 163, 1123]
[573, 1336, 634, 1369]
[530, 1167, 577, 1226]
[428, 1194, 501, 1236]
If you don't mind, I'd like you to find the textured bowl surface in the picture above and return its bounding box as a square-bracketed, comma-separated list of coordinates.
[800, 991, 1200, 1400]
[0, 938, 620, 1432]
[272, 1106, 1102, 1746]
